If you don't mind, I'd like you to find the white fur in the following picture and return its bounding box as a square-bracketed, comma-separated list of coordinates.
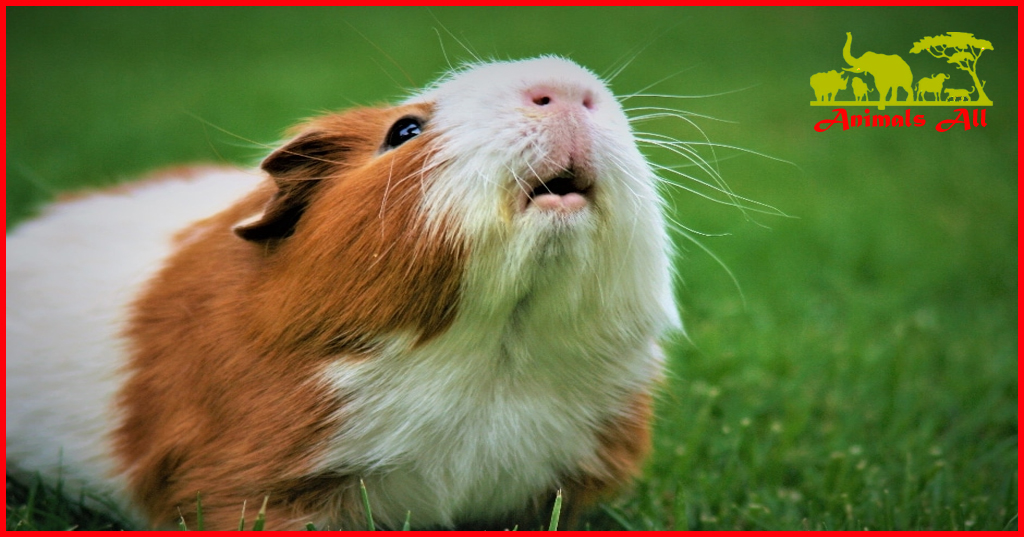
[6, 169, 261, 518]
[317, 57, 679, 528]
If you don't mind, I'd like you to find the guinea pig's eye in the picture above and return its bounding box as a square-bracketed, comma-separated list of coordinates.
[384, 116, 423, 150]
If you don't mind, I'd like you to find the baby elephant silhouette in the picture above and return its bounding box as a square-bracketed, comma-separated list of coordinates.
[851, 77, 874, 102]
[811, 70, 849, 102]
[915, 74, 950, 102]
[944, 86, 976, 102]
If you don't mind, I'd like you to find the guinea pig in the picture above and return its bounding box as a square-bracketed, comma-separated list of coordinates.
[6, 56, 680, 530]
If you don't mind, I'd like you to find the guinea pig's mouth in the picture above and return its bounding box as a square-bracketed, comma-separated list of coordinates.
[519, 167, 594, 214]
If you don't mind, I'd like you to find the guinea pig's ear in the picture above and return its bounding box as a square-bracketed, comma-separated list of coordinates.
[234, 131, 341, 242]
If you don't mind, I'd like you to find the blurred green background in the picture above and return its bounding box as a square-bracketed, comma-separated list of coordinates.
[6, 7, 1017, 530]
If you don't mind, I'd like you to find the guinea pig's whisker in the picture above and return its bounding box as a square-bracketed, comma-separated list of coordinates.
[614, 164, 649, 216]
[182, 110, 291, 157]
[416, 147, 448, 200]
[663, 213, 746, 305]
[604, 156, 652, 207]
[627, 106, 726, 185]
[636, 135, 721, 176]
[618, 85, 760, 103]
[625, 107, 736, 126]
[508, 167, 529, 192]
[657, 153, 744, 169]
[381, 154, 431, 205]
[365, 237, 399, 271]
[599, 34, 668, 84]
[506, 166, 533, 200]
[602, 49, 643, 84]
[662, 139, 798, 170]
[429, 13, 484, 66]
[379, 155, 399, 221]
[637, 136, 734, 199]
[642, 153, 747, 301]
[648, 162, 781, 217]
[284, 175, 332, 182]
[614, 64, 704, 104]
[521, 159, 545, 192]
[637, 130, 785, 218]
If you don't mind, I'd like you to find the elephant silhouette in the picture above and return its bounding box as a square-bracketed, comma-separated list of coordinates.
[851, 77, 874, 102]
[944, 86, 976, 102]
[915, 73, 950, 101]
[810, 70, 848, 102]
[842, 32, 913, 110]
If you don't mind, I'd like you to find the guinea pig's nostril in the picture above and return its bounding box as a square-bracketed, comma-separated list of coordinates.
[528, 88, 594, 109]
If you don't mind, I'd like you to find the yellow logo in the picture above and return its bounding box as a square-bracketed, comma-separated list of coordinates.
[810, 32, 993, 110]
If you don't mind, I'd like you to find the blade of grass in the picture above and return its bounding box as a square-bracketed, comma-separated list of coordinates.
[1003, 514, 1018, 531]
[402, 510, 411, 530]
[360, 479, 375, 531]
[600, 504, 636, 530]
[26, 477, 39, 525]
[238, 500, 247, 531]
[548, 490, 563, 531]
[196, 492, 204, 531]
[177, 507, 187, 531]
[251, 496, 268, 531]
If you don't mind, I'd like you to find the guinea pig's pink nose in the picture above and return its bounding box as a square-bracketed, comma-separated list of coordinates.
[525, 84, 595, 112]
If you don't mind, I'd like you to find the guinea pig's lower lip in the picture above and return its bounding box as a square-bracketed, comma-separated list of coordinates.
[530, 192, 589, 212]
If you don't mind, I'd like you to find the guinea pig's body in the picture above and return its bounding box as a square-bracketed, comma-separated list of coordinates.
[6, 57, 679, 530]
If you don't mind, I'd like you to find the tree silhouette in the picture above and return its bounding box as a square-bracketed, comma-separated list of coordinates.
[910, 32, 993, 105]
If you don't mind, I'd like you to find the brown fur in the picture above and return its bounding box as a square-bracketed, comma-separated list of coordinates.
[472, 392, 653, 530]
[114, 103, 468, 529]
[560, 391, 654, 525]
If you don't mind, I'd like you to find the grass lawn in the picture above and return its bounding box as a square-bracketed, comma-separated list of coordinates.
[6, 7, 1017, 531]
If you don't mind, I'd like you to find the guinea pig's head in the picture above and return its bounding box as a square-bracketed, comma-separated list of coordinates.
[411, 56, 649, 231]
[235, 56, 676, 350]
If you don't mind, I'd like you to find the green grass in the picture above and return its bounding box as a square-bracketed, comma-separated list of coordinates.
[6, 473, 133, 531]
[6, 7, 1017, 531]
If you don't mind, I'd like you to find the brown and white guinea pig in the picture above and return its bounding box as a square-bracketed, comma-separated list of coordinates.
[6, 56, 680, 530]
